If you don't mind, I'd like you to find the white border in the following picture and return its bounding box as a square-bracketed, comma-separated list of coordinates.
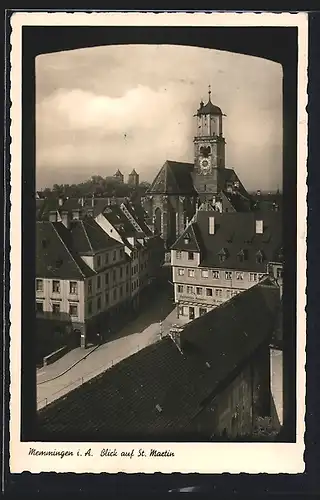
[9, 11, 308, 474]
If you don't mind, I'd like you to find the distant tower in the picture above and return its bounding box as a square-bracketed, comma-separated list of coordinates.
[128, 169, 139, 187]
[113, 169, 124, 183]
[192, 85, 226, 199]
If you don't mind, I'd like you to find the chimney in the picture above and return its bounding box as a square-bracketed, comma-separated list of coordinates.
[91, 196, 95, 208]
[49, 210, 57, 223]
[209, 216, 215, 235]
[256, 219, 264, 234]
[61, 210, 70, 229]
[169, 325, 184, 353]
[58, 197, 63, 207]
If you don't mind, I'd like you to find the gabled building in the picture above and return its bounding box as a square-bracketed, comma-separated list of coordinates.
[170, 210, 282, 322]
[144, 88, 253, 250]
[95, 202, 165, 312]
[36, 215, 129, 355]
[38, 278, 281, 441]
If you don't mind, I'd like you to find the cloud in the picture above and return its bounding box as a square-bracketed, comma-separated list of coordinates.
[36, 45, 282, 191]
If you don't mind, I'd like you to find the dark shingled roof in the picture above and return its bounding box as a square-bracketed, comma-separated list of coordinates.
[120, 201, 153, 237]
[148, 160, 197, 195]
[38, 278, 280, 440]
[69, 217, 122, 255]
[197, 99, 223, 116]
[102, 205, 145, 242]
[36, 222, 94, 279]
[171, 211, 282, 272]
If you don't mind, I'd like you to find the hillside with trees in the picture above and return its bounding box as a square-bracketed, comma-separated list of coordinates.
[38, 175, 151, 202]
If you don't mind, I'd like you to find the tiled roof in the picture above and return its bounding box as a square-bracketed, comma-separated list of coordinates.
[222, 191, 252, 212]
[148, 160, 197, 195]
[171, 211, 282, 272]
[69, 217, 121, 255]
[38, 279, 280, 440]
[102, 205, 142, 239]
[36, 222, 94, 279]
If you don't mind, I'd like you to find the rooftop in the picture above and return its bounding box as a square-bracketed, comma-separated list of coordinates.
[171, 211, 282, 272]
[36, 221, 95, 280]
[38, 278, 280, 441]
[69, 217, 122, 255]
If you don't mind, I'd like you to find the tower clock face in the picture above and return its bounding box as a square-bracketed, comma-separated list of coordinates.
[200, 157, 211, 174]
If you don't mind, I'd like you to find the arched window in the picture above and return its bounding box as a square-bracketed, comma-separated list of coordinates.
[154, 207, 162, 235]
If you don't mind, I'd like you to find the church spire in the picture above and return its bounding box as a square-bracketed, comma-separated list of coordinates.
[208, 84, 212, 101]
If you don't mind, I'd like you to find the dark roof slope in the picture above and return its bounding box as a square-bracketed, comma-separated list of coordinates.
[120, 201, 153, 237]
[197, 99, 222, 116]
[36, 222, 94, 279]
[148, 160, 196, 195]
[171, 211, 282, 272]
[38, 279, 280, 440]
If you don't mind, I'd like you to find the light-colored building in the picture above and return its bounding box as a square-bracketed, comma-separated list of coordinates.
[36, 215, 129, 351]
[170, 210, 282, 322]
[95, 200, 165, 312]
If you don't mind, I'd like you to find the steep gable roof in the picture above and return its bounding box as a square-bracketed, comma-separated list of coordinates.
[36, 222, 94, 279]
[148, 160, 196, 195]
[69, 217, 121, 255]
[38, 279, 280, 440]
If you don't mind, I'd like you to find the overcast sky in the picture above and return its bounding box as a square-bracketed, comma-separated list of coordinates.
[36, 44, 283, 191]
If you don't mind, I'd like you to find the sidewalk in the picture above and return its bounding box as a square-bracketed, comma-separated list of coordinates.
[37, 291, 179, 410]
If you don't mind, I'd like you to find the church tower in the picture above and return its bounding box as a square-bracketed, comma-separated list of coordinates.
[193, 86, 226, 199]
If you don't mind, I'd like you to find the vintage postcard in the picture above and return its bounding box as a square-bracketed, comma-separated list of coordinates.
[9, 11, 307, 474]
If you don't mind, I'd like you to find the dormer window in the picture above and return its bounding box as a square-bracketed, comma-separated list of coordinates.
[256, 250, 265, 264]
[237, 249, 247, 262]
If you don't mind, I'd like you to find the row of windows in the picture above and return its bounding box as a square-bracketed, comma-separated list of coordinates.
[36, 279, 79, 294]
[88, 265, 130, 295]
[176, 285, 242, 298]
[175, 250, 266, 264]
[36, 301, 78, 317]
[178, 305, 207, 319]
[176, 269, 264, 281]
[96, 247, 125, 269]
[88, 283, 130, 314]
[176, 251, 195, 261]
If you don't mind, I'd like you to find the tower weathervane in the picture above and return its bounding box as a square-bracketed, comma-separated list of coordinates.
[208, 85, 211, 100]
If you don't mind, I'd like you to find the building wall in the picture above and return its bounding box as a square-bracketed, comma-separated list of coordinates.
[171, 249, 266, 320]
[195, 364, 253, 438]
[195, 345, 271, 439]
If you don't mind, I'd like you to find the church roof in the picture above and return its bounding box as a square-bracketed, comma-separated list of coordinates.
[148, 160, 197, 195]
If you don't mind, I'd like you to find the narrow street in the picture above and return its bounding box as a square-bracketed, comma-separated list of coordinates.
[37, 279, 178, 410]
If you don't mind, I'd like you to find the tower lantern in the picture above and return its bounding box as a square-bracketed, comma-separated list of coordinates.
[193, 87, 227, 198]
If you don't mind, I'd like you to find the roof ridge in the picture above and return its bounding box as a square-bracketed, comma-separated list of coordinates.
[81, 220, 94, 254]
[51, 222, 86, 278]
